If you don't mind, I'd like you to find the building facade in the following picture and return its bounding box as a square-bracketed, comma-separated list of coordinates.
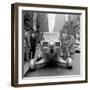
[54, 14, 66, 32]
[63, 15, 80, 39]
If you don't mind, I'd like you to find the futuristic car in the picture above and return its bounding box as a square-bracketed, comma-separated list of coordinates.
[29, 32, 73, 71]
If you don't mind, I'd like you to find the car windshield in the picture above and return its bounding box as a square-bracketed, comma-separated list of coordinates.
[43, 32, 59, 42]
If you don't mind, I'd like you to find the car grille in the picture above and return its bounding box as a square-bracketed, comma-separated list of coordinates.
[50, 48, 54, 53]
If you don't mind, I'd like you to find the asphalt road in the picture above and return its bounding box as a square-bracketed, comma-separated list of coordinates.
[25, 53, 80, 77]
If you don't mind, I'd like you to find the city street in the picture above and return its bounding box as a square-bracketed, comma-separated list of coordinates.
[25, 53, 80, 77]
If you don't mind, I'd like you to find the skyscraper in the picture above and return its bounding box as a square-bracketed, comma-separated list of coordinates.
[54, 14, 66, 32]
[37, 13, 49, 33]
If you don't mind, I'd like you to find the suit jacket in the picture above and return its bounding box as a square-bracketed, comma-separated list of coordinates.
[30, 36, 36, 48]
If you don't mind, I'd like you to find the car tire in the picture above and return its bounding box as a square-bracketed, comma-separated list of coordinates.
[67, 57, 73, 69]
[67, 65, 73, 69]
[29, 59, 36, 71]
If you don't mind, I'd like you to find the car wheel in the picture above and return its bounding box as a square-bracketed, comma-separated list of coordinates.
[67, 57, 73, 69]
[29, 59, 36, 71]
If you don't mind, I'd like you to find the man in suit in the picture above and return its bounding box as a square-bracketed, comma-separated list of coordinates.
[30, 32, 37, 59]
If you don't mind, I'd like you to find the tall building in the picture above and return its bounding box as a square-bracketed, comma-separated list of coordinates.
[54, 14, 66, 32]
[23, 11, 33, 32]
[33, 12, 49, 42]
[69, 15, 80, 39]
[23, 11, 49, 32]
[64, 14, 80, 39]
[53, 14, 66, 40]
[37, 13, 49, 33]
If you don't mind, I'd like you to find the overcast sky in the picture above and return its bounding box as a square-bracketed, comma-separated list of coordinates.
[47, 14, 68, 33]
[47, 14, 56, 33]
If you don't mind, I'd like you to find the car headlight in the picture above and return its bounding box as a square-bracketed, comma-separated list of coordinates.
[49, 41, 54, 46]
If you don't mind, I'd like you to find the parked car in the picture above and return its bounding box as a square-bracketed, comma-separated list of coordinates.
[29, 32, 73, 71]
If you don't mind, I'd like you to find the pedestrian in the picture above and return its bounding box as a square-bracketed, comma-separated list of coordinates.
[61, 32, 70, 60]
[30, 32, 37, 59]
[67, 34, 75, 56]
[24, 30, 31, 61]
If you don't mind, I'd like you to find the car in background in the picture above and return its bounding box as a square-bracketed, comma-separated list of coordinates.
[75, 39, 80, 53]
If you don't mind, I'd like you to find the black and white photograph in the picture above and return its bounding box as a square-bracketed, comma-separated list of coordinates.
[11, 3, 87, 86]
[23, 11, 80, 77]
